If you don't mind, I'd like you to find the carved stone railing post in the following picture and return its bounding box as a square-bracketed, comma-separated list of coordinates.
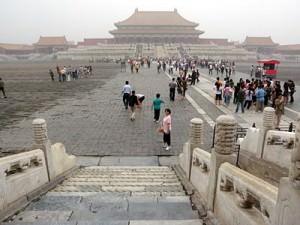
[263, 107, 275, 130]
[32, 119, 55, 180]
[272, 114, 300, 225]
[190, 118, 203, 149]
[207, 115, 237, 211]
[257, 107, 275, 158]
[188, 118, 203, 179]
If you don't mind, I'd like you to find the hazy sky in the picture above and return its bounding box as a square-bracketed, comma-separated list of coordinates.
[1, 0, 299, 45]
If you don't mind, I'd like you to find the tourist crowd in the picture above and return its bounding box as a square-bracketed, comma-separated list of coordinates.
[49, 65, 92, 82]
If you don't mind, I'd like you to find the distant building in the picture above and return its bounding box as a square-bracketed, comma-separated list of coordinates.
[33, 36, 71, 54]
[242, 36, 278, 53]
[0, 43, 34, 55]
[197, 38, 233, 46]
[77, 38, 114, 46]
[109, 8, 204, 44]
[276, 44, 300, 55]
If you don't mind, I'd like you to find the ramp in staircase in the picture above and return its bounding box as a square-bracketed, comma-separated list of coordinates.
[4, 166, 202, 225]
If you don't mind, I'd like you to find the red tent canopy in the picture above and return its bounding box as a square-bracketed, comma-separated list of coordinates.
[257, 59, 280, 64]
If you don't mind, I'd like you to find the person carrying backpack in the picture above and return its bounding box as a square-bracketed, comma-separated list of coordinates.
[235, 85, 245, 113]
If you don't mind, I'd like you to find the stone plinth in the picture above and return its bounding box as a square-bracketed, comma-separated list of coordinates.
[190, 118, 203, 149]
[214, 115, 236, 155]
[32, 118, 48, 145]
[263, 107, 275, 129]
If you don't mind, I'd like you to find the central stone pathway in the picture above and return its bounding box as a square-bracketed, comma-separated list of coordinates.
[6, 164, 202, 225]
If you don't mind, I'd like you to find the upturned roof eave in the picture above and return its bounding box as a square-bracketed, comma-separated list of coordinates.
[109, 30, 204, 35]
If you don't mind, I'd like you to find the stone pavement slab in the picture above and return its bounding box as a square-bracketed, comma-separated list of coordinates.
[76, 156, 101, 167]
[158, 156, 179, 166]
[119, 156, 158, 166]
[26, 196, 84, 211]
[99, 156, 159, 166]
[81, 193, 130, 204]
[77, 222, 128, 225]
[128, 202, 199, 220]
[4, 223, 76, 225]
[11, 211, 73, 223]
[130, 220, 202, 225]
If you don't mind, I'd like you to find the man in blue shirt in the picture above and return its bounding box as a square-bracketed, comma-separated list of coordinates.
[256, 84, 266, 112]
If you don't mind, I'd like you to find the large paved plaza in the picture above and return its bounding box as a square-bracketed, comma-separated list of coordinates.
[0, 63, 297, 156]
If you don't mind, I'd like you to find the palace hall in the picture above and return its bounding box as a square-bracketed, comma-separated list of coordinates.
[109, 8, 204, 44]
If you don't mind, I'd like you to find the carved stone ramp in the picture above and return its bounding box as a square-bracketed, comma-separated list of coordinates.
[4, 166, 202, 225]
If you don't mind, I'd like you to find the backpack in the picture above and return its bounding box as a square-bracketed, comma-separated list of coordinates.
[237, 89, 245, 101]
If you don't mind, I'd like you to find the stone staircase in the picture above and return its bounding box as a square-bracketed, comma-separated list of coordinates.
[155, 45, 168, 58]
[5, 166, 202, 225]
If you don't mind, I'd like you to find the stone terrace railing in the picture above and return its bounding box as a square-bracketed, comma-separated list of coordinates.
[0, 119, 77, 221]
[215, 162, 278, 225]
[0, 150, 49, 215]
[191, 148, 211, 203]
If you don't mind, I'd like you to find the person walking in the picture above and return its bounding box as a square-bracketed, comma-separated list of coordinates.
[128, 90, 139, 121]
[152, 93, 164, 123]
[274, 92, 285, 129]
[162, 108, 172, 151]
[244, 86, 253, 110]
[223, 83, 232, 106]
[49, 69, 55, 81]
[169, 78, 177, 101]
[289, 80, 295, 103]
[235, 85, 245, 113]
[214, 83, 222, 106]
[255, 84, 266, 112]
[196, 69, 200, 83]
[121, 81, 132, 110]
[181, 77, 188, 99]
[56, 66, 62, 82]
[191, 69, 196, 85]
[0, 78, 7, 98]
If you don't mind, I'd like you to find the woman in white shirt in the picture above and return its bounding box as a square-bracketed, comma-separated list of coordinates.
[244, 87, 253, 110]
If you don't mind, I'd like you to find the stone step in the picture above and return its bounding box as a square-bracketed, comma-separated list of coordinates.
[74, 173, 177, 176]
[82, 166, 171, 170]
[70, 174, 178, 178]
[52, 166, 183, 194]
[6, 195, 198, 222]
[48, 191, 186, 196]
[4, 220, 202, 225]
[67, 177, 180, 182]
[61, 181, 181, 186]
[52, 185, 184, 193]
[4, 166, 200, 224]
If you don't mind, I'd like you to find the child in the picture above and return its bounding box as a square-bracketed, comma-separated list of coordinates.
[152, 93, 164, 123]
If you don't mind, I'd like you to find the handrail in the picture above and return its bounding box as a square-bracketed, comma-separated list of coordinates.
[218, 162, 278, 219]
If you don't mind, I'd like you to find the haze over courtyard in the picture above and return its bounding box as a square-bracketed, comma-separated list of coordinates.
[1, 0, 300, 45]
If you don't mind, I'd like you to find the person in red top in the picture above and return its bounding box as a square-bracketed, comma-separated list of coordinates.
[162, 108, 172, 151]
